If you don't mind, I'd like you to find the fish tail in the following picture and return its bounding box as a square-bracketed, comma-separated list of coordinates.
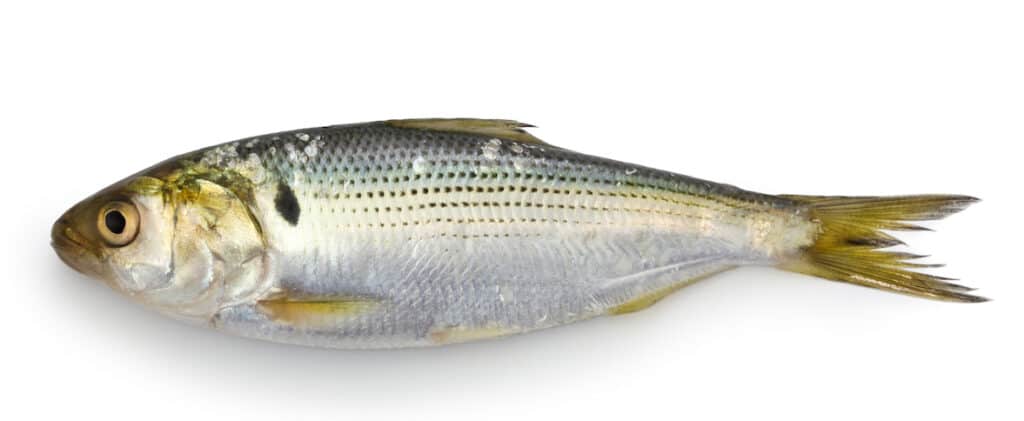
[776, 194, 984, 302]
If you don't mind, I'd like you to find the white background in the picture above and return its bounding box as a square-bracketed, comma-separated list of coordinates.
[2, 1, 1021, 420]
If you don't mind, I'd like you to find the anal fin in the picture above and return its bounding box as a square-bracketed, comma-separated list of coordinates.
[608, 267, 734, 315]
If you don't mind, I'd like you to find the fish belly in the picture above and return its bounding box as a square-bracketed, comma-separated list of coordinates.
[215, 217, 761, 348]
[210, 124, 791, 348]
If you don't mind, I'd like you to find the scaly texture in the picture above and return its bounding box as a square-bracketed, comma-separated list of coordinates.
[51, 119, 980, 349]
[196, 120, 814, 348]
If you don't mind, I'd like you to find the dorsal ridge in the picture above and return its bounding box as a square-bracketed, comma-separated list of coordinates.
[385, 118, 547, 145]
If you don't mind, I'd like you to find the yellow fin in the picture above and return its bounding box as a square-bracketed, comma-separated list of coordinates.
[257, 296, 380, 328]
[609, 286, 682, 315]
[428, 324, 518, 345]
[386, 118, 547, 145]
[778, 194, 985, 302]
[609, 268, 734, 315]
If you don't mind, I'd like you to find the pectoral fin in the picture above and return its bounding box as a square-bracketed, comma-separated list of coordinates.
[257, 296, 381, 328]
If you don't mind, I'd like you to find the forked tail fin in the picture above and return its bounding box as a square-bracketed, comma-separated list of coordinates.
[777, 194, 984, 302]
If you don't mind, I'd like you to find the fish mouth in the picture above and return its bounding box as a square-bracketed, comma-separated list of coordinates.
[52, 219, 83, 252]
[51, 219, 102, 277]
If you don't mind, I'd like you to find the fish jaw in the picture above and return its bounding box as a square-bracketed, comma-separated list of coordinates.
[51, 213, 122, 291]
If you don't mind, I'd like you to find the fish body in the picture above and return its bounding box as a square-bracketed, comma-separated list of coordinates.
[52, 119, 981, 349]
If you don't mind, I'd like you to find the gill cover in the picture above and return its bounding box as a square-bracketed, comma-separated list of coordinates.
[150, 176, 267, 321]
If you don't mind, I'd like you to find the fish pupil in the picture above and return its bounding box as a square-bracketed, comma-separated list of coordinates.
[105, 210, 126, 234]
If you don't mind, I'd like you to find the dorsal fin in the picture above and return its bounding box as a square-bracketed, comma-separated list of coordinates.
[385, 118, 547, 145]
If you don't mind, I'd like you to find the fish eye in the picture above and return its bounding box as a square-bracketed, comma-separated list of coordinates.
[97, 201, 140, 247]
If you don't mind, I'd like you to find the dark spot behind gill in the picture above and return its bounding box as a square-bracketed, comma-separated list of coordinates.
[274, 181, 300, 226]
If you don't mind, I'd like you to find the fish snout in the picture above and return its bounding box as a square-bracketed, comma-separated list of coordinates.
[51, 216, 76, 253]
[51, 212, 104, 277]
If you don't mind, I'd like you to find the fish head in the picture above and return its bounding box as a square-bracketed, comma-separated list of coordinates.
[52, 162, 267, 323]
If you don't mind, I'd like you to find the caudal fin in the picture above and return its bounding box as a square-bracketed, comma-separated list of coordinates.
[777, 194, 984, 302]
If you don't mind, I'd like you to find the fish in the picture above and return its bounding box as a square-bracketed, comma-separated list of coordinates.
[51, 119, 982, 349]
